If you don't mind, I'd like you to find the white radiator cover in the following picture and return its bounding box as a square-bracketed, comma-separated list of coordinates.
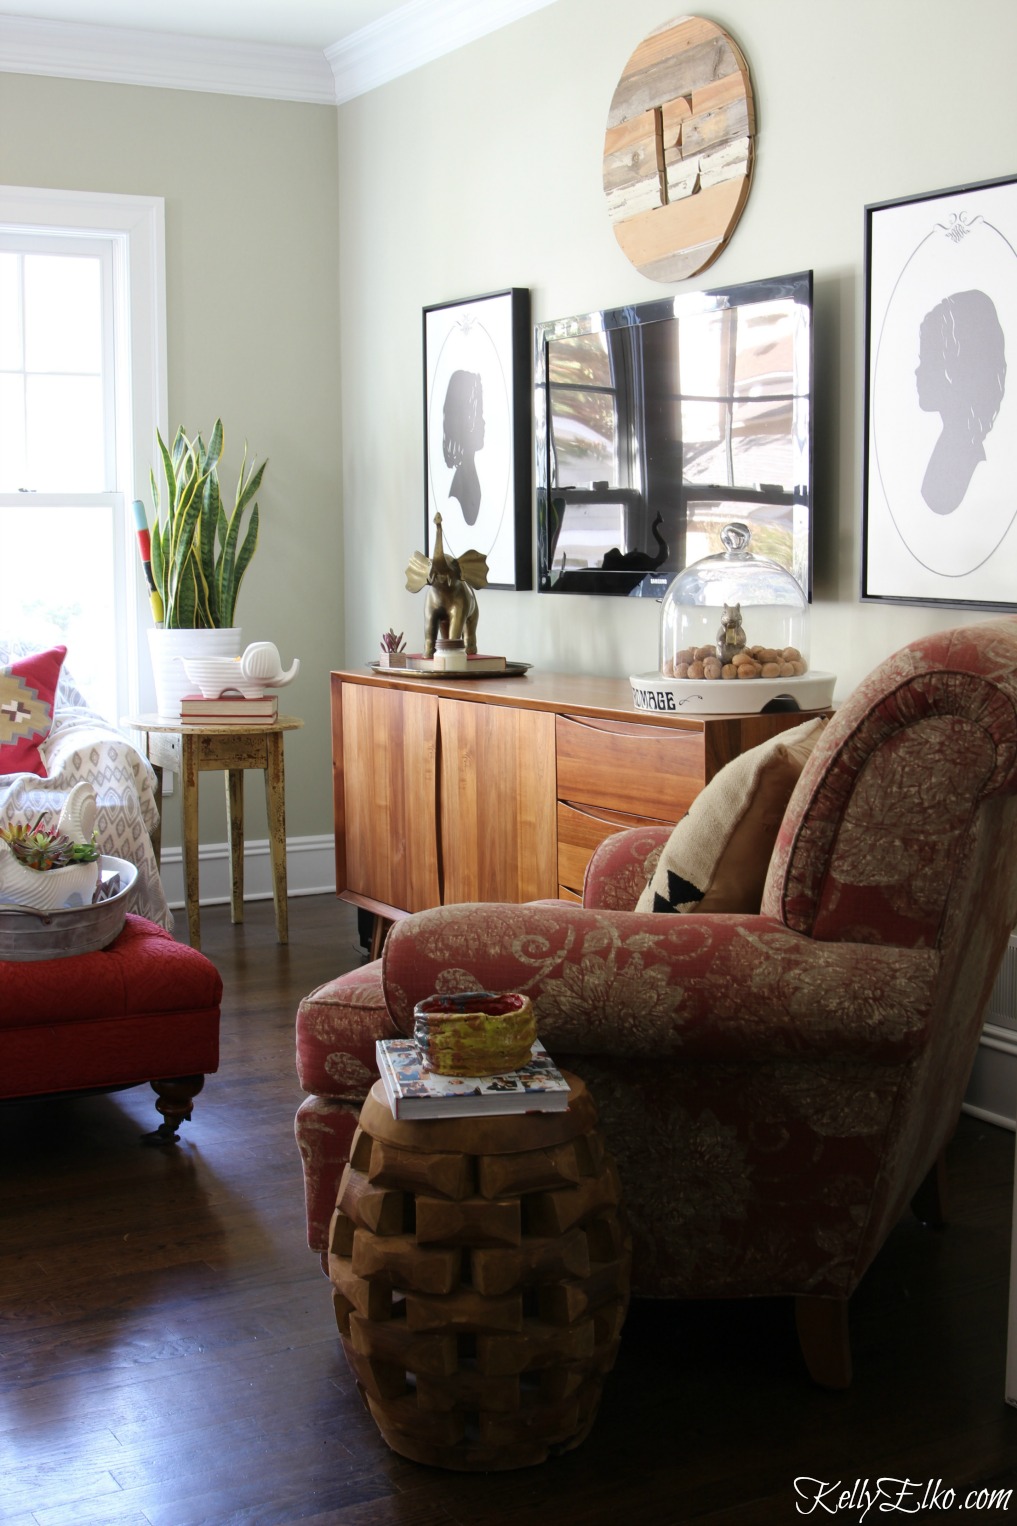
[964, 933, 1017, 1132]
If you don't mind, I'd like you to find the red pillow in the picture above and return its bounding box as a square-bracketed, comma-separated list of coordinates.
[0, 646, 67, 778]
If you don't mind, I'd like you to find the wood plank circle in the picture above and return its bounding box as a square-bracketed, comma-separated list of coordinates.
[329, 1073, 632, 1470]
[603, 14, 755, 282]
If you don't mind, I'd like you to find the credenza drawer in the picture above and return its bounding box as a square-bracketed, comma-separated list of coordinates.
[557, 800, 672, 898]
[556, 714, 705, 820]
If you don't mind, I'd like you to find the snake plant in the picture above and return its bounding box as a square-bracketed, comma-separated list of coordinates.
[149, 420, 267, 629]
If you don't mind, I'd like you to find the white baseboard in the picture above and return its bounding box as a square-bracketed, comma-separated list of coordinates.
[963, 1023, 1017, 1132]
[159, 832, 337, 909]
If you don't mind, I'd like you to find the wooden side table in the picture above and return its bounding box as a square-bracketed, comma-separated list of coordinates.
[328, 1073, 630, 1470]
[127, 714, 302, 951]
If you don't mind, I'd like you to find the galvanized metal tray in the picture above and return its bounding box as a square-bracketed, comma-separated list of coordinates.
[0, 856, 138, 962]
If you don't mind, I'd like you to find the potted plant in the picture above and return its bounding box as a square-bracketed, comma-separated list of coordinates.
[144, 420, 268, 716]
[0, 818, 101, 911]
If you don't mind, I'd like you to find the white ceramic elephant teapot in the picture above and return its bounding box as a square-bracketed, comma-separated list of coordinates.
[239, 642, 300, 692]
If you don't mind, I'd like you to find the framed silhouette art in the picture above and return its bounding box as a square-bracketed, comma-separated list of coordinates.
[862, 174, 1017, 608]
[423, 288, 532, 591]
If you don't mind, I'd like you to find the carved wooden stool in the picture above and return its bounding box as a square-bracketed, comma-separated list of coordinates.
[328, 1072, 630, 1470]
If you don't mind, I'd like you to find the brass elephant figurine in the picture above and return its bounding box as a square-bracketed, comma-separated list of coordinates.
[405, 513, 489, 657]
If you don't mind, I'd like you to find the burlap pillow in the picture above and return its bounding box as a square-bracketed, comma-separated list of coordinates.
[636, 716, 826, 914]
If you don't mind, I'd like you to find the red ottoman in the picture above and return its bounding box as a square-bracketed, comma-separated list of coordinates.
[1, 913, 222, 1142]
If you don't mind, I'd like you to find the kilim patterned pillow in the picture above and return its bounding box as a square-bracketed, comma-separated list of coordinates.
[0, 645, 67, 778]
[636, 716, 826, 915]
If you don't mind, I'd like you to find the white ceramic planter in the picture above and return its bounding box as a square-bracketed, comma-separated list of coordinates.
[147, 627, 243, 718]
[0, 843, 100, 911]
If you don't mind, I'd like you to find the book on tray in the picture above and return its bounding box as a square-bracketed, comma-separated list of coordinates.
[379, 653, 507, 674]
[375, 1038, 570, 1120]
[179, 693, 279, 722]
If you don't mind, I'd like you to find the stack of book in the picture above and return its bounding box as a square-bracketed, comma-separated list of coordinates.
[375, 1038, 570, 1120]
[377, 653, 508, 674]
[179, 693, 279, 724]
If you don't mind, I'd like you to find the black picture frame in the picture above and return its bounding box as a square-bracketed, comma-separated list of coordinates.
[423, 287, 532, 591]
[862, 173, 1017, 609]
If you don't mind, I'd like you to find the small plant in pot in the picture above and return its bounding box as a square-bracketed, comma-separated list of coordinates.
[145, 419, 268, 715]
[0, 818, 101, 911]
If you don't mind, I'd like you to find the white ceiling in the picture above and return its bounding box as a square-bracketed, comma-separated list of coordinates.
[0, 0, 561, 100]
[0, 1, 410, 51]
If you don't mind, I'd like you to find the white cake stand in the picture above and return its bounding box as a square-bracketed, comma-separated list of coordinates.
[629, 670, 837, 715]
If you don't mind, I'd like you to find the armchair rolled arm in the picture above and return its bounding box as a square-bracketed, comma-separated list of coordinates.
[583, 823, 671, 909]
[381, 903, 939, 1065]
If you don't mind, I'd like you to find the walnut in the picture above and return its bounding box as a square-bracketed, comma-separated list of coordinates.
[688, 661, 705, 679]
[761, 662, 781, 678]
[722, 663, 737, 679]
[703, 657, 723, 679]
[675, 663, 689, 679]
[737, 660, 762, 678]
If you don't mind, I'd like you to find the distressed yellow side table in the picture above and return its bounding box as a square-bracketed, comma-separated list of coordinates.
[128, 714, 302, 950]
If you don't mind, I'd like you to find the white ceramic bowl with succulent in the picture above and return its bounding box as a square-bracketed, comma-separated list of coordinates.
[0, 782, 101, 911]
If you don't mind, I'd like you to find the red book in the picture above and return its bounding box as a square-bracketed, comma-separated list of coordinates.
[179, 693, 278, 722]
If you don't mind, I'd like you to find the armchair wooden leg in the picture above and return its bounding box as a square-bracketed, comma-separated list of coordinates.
[795, 1296, 852, 1389]
[144, 1075, 206, 1145]
[911, 1149, 949, 1227]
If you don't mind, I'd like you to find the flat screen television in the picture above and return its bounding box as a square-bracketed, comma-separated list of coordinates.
[534, 270, 814, 599]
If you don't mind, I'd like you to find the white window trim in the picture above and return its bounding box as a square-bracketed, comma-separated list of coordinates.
[0, 185, 167, 716]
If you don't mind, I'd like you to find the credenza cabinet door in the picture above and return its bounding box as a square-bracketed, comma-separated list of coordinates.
[340, 681, 441, 914]
[438, 697, 557, 906]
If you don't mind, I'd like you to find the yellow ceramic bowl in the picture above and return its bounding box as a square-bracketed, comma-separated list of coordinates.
[412, 991, 536, 1077]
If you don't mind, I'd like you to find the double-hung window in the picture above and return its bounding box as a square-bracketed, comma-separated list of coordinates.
[0, 188, 166, 722]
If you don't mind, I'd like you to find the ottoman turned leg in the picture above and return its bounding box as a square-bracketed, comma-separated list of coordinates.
[144, 1074, 207, 1145]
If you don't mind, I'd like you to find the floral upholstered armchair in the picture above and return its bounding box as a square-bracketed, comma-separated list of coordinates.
[0, 640, 171, 930]
[295, 619, 1017, 1386]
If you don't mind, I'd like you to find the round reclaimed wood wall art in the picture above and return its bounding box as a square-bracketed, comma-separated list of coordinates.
[603, 14, 756, 283]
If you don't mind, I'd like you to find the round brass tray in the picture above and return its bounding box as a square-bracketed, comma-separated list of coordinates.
[369, 662, 531, 679]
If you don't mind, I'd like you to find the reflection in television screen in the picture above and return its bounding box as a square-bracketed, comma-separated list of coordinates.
[534, 271, 814, 599]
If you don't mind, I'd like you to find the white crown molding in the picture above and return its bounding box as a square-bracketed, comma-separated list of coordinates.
[327, 0, 561, 103]
[0, 0, 560, 105]
[0, 14, 336, 103]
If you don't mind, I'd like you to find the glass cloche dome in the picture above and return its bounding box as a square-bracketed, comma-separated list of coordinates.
[658, 522, 809, 681]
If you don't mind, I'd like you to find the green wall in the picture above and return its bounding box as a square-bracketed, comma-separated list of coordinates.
[337, 0, 1017, 696]
[0, 72, 342, 850]
[4, 0, 1017, 863]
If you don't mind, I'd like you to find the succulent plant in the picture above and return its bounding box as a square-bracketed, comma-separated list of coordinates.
[0, 818, 100, 871]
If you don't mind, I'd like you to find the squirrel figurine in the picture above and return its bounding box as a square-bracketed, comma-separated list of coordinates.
[716, 602, 747, 664]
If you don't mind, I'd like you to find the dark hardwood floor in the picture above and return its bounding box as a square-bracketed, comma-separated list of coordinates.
[2, 894, 1016, 1525]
